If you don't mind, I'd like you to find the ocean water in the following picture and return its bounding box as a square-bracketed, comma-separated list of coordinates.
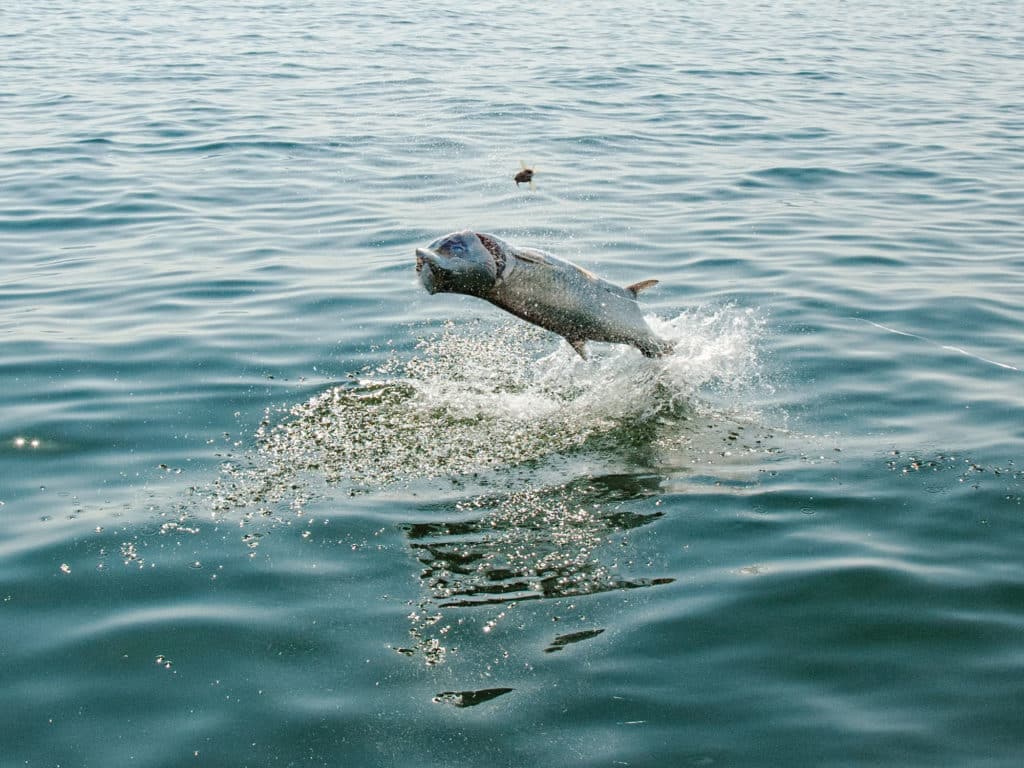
[2, 1, 1023, 765]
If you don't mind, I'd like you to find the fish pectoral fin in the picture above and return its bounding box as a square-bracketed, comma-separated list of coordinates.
[626, 279, 659, 296]
[568, 339, 589, 359]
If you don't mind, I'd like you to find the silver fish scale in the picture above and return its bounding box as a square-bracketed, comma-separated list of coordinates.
[490, 248, 662, 353]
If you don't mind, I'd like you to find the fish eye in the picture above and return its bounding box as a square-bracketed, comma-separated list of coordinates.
[446, 239, 466, 255]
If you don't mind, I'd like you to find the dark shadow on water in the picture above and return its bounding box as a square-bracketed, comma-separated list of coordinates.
[544, 628, 606, 653]
[432, 688, 514, 708]
[396, 473, 675, 668]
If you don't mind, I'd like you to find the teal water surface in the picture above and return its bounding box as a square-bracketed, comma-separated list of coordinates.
[2, 1, 1024, 766]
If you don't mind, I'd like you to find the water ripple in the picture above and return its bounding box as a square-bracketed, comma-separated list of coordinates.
[3, 1, 1024, 765]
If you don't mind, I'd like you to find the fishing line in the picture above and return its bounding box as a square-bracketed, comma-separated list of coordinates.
[857, 318, 1020, 372]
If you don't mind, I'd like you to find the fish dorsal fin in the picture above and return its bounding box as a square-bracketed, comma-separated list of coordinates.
[513, 248, 550, 266]
[568, 339, 589, 359]
[626, 279, 659, 297]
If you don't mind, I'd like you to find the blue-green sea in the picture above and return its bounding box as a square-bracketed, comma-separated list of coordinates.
[3, 2, 1023, 766]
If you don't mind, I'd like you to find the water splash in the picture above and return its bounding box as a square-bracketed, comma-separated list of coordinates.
[209, 305, 770, 515]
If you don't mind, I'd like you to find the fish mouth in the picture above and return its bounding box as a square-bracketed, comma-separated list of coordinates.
[415, 247, 440, 294]
[474, 232, 507, 275]
[415, 247, 433, 268]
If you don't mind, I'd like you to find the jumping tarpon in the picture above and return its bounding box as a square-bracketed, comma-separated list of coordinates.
[415, 230, 673, 359]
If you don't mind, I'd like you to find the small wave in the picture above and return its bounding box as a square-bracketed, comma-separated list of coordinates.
[745, 165, 850, 187]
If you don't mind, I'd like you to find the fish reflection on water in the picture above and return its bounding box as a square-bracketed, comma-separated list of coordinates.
[409, 479, 670, 608]
[396, 476, 674, 668]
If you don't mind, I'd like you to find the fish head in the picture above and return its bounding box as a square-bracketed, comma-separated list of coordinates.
[415, 230, 505, 297]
